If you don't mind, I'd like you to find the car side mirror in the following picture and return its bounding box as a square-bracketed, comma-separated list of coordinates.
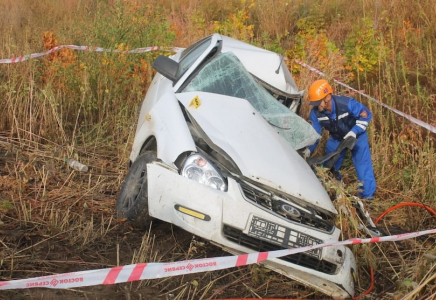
[152, 55, 179, 82]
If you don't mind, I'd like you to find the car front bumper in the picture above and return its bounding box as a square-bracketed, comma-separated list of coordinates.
[147, 162, 356, 298]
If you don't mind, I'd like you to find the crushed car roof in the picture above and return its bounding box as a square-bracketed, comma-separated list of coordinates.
[219, 34, 303, 97]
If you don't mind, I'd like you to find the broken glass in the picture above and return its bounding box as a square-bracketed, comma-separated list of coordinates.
[182, 52, 320, 150]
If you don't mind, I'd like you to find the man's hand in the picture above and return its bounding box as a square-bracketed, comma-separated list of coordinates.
[344, 131, 356, 140]
[303, 148, 311, 159]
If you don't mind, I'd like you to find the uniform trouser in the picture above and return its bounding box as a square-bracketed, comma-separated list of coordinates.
[325, 132, 376, 199]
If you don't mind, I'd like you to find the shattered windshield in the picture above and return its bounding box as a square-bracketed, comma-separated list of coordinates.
[182, 52, 320, 150]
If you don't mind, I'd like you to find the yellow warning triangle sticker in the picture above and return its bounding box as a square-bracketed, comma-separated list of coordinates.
[189, 95, 201, 109]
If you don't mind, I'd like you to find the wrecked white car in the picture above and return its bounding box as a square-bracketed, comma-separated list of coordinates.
[116, 33, 357, 298]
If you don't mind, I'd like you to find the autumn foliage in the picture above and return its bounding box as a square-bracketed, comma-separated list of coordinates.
[1, 1, 436, 298]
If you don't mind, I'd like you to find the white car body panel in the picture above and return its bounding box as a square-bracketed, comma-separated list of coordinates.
[134, 74, 164, 136]
[147, 163, 355, 298]
[220, 35, 302, 96]
[130, 81, 196, 165]
[176, 91, 336, 214]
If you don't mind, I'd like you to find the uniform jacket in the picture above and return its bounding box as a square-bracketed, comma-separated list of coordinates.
[308, 95, 372, 153]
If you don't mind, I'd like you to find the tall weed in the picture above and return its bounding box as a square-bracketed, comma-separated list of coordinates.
[1, 1, 436, 298]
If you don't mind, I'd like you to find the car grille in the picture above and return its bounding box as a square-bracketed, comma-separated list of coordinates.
[239, 180, 334, 233]
[223, 225, 337, 275]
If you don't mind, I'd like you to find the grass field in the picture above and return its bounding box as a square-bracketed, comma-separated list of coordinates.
[1, 0, 436, 299]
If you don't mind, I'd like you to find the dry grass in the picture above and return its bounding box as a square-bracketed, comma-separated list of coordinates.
[1, 133, 434, 299]
[0, 133, 327, 299]
[1, 0, 436, 299]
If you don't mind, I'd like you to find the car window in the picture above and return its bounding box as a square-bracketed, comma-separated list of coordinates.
[177, 37, 213, 79]
[182, 52, 320, 150]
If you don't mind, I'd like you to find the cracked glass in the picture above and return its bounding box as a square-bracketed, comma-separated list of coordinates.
[182, 52, 320, 150]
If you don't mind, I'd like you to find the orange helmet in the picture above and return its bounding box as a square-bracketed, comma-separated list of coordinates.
[308, 79, 333, 105]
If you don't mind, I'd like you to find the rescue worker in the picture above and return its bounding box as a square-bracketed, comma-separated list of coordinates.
[304, 79, 376, 199]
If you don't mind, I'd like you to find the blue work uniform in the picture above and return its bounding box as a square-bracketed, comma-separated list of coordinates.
[308, 95, 376, 199]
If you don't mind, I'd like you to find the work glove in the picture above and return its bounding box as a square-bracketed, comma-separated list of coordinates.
[302, 148, 311, 159]
[343, 131, 356, 140]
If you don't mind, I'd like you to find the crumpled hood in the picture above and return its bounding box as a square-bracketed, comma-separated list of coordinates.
[176, 91, 336, 214]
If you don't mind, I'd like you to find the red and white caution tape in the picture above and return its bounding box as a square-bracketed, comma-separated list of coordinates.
[295, 59, 436, 134]
[0, 228, 435, 290]
[0, 45, 184, 64]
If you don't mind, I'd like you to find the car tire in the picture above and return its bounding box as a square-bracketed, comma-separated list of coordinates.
[116, 151, 157, 229]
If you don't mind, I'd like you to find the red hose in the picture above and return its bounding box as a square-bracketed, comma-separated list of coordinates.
[353, 267, 374, 299]
[354, 202, 436, 299]
[375, 202, 436, 225]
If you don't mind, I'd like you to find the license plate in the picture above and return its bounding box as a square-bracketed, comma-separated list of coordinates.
[248, 215, 322, 258]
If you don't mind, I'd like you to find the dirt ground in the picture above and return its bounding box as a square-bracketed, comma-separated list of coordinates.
[0, 137, 327, 300]
[0, 219, 211, 300]
[1, 136, 434, 300]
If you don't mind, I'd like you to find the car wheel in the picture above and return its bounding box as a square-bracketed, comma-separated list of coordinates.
[116, 151, 157, 228]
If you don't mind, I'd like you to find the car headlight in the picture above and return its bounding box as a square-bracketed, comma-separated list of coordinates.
[181, 154, 227, 191]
